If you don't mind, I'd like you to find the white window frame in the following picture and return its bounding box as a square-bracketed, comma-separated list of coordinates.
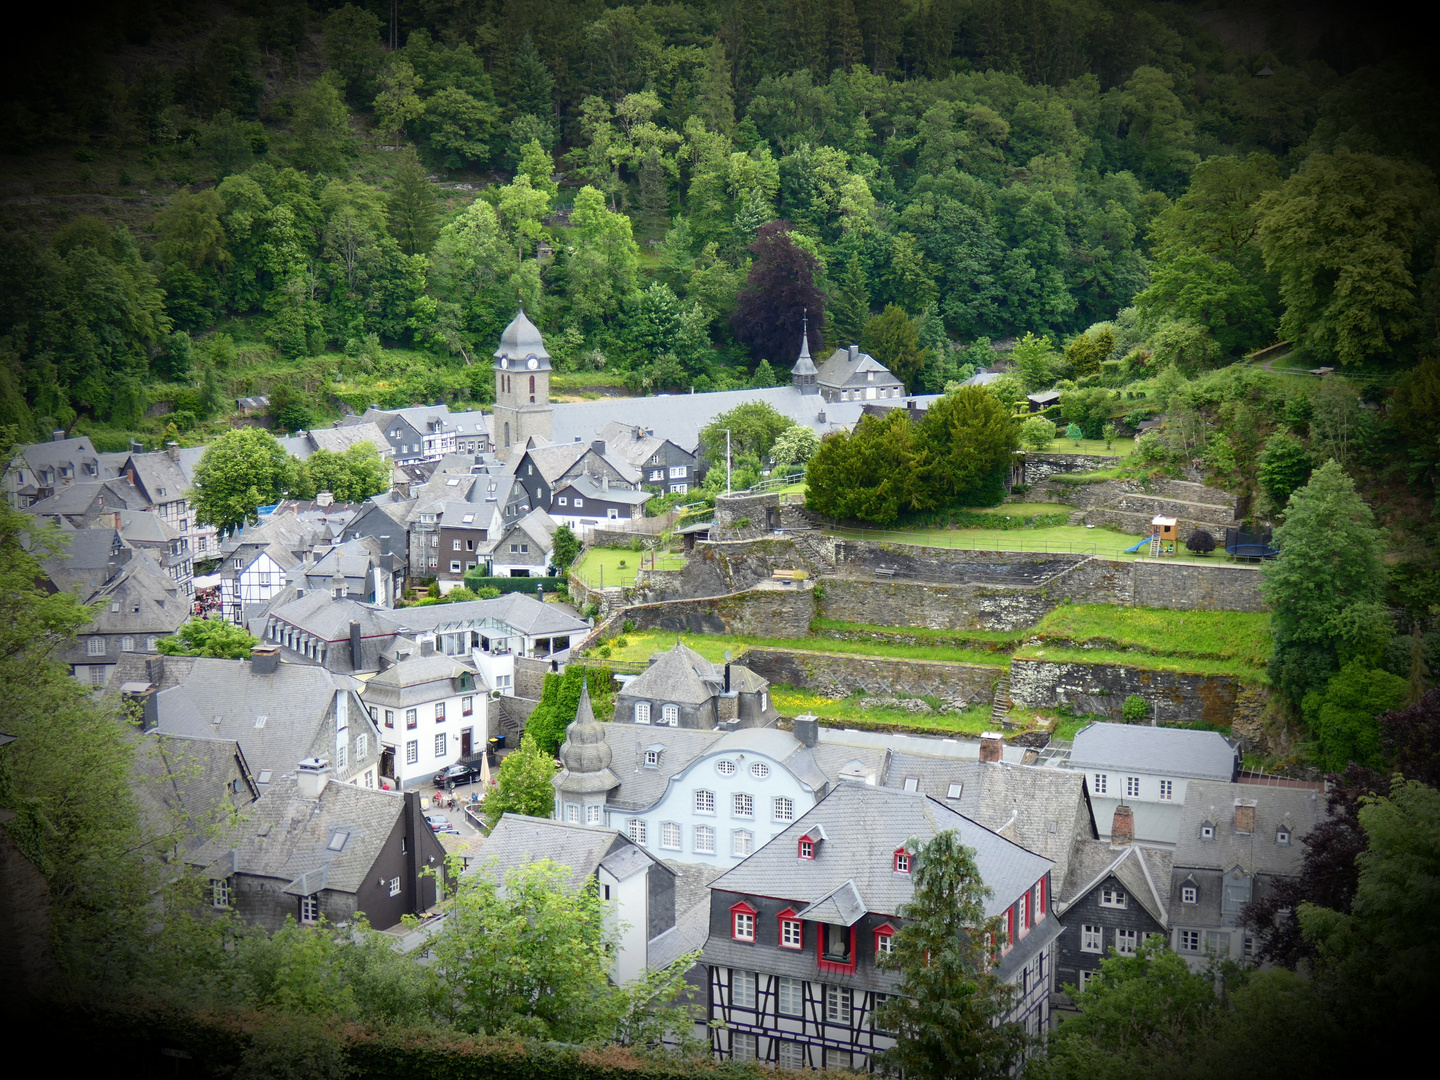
[661, 703, 678, 726]
[406, 740, 419, 765]
[634, 701, 651, 724]
[1159, 779, 1174, 801]
[1182, 884, 1198, 904]
[1179, 929, 1201, 953]
[1080, 924, 1102, 953]
[731, 1032, 757, 1061]
[585, 804, 603, 825]
[694, 789, 715, 814]
[211, 878, 231, 909]
[825, 985, 852, 1024]
[733, 911, 755, 942]
[1093, 773, 1107, 795]
[389, 876, 401, 897]
[731, 970, 757, 1009]
[300, 894, 319, 925]
[732, 829, 753, 857]
[1099, 887, 1127, 909]
[1126, 776, 1140, 798]
[628, 818, 647, 844]
[87, 636, 105, 656]
[1115, 929, 1139, 955]
[781, 918, 803, 949]
[661, 821, 681, 849]
[434, 732, 446, 758]
[773, 796, 793, 821]
[778, 976, 804, 1016]
[732, 792, 753, 817]
[694, 825, 715, 854]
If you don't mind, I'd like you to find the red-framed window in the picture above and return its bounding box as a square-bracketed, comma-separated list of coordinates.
[893, 847, 911, 874]
[1019, 891, 1031, 937]
[817, 923, 857, 974]
[731, 900, 757, 942]
[1003, 906, 1015, 953]
[1037, 875, 1047, 917]
[874, 923, 896, 958]
[778, 908, 803, 949]
[798, 838, 814, 860]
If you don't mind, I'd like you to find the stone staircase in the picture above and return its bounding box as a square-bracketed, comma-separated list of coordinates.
[990, 671, 1013, 731]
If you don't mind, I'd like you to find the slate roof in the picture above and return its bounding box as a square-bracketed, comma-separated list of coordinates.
[814, 347, 901, 390]
[1055, 841, 1173, 926]
[85, 552, 185, 634]
[375, 593, 587, 638]
[9, 436, 110, 480]
[652, 860, 728, 967]
[493, 308, 550, 364]
[1071, 722, 1237, 781]
[267, 592, 394, 643]
[191, 776, 411, 895]
[474, 815, 669, 896]
[600, 725, 727, 810]
[1174, 781, 1323, 877]
[122, 451, 190, 504]
[131, 732, 258, 859]
[362, 653, 476, 708]
[597, 422, 669, 467]
[712, 784, 1053, 921]
[493, 508, 557, 552]
[307, 422, 390, 456]
[25, 477, 146, 518]
[558, 472, 651, 506]
[621, 643, 725, 706]
[548, 387, 867, 454]
[43, 527, 127, 591]
[148, 657, 351, 779]
[447, 409, 491, 439]
[878, 753, 1096, 894]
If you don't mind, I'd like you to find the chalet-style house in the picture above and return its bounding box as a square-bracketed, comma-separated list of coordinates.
[1169, 780, 1322, 969]
[1069, 722, 1237, 846]
[700, 783, 1058, 1069]
[476, 814, 681, 983]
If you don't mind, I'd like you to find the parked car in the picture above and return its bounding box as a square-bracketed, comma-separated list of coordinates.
[433, 758, 486, 789]
[424, 812, 459, 835]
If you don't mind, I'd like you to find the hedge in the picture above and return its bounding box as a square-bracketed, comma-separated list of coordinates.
[462, 573, 567, 595]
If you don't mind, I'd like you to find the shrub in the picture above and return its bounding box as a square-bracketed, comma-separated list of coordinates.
[622, 619, 636, 634]
[583, 603, 600, 620]
[597, 645, 612, 658]
[1122, 695, 1148, 722]
[1186, 529, 1216, 554]
[614, 636, 629, 648]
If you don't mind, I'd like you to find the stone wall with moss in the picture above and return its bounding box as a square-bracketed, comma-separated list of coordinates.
[741, 647, 1001, 707]
[1009, 658, 1242, 726]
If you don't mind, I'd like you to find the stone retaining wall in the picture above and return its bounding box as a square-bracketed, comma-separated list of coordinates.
[1130, 560, 1266, 612]
[1023, 453, 1117, 486]
[835, 540, 1087, 586]
[619, 583, 815, 638]
[819, 576, 1056, 632]
[514, 656, 555, 700]
[741, 647, 1001, 707]
[1009, 658, 1241, 726]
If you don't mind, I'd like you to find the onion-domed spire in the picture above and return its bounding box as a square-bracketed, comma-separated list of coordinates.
[493, 307, 551, 368]
[555, 676, 619, 794]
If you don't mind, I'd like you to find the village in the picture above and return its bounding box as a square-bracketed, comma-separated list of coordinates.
[3, 310, 1330, 1070]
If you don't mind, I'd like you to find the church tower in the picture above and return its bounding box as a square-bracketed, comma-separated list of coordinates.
[791, 312, 818, 395]
[552, 677, 620, 824]
[492, 308, 553, 460]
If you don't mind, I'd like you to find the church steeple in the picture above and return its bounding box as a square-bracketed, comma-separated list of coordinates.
[493, 308, 553, 460]
[791, 309, 818, 394]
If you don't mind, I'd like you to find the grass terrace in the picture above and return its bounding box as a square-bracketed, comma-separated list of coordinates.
[771, 687, 994, 735]
[820, 521, 1150, 558]
[585, 631, 1008, 669]
[573, 546, 687, 589]
[1029, 605, 1273, 669]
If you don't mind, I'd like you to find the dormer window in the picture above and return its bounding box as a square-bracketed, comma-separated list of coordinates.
[1201, 822, 1216, 841]
[731, 901, 757, 942]
[1182, 884, 1198, 904]
[874, 923, 896, 957]
[893, 848, 912, 874]
[779, 909, 803, 949]
[798, 838, 814, 860]
[1276, 828, 1291, 845]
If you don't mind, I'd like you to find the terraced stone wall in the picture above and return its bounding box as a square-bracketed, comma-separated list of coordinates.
[741, 647, 1000, 708]
[1010, 658, 1241, 726]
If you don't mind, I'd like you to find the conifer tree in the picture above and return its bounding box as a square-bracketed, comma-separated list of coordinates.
[387, 148, 438, 256]
[509, 33, 554, 123]
[827, 255, 871, 347]
[695, 40, 735, 134]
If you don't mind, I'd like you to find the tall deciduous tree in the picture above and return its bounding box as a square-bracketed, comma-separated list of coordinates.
[294, 442, 390, 503]
[1262, 459, 1387, 704]
[157, 619, 259, 658]
[190, 428, 297, 534]
[874, 829, 1026, 1080]
[731, 220, 826, 363]
[480, 733, 557, 826]
[1258, 149, 1439, 365]
[698, 400, 796, 469]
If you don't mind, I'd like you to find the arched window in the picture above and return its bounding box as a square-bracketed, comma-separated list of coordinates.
[529, 374, 535, 394]
[504, 422, 510, 447]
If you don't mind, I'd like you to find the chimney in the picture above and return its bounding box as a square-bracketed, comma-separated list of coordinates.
[350, 621, 362, 669]
[296, 757, 330, 800]
[793, 714, 819, 748]
[1111, 804, 1135, 846]
[51, 429, 65, 442]
[166, 441, 179, 462]
[420, 638, 435, 656]
[816, 411, 826, 424]
[601, 474, 609, 493]
[146, 654, 165, 685]
[724, 663, 731, 693]
[250, 645, 281, 675]
[848, 345, 859, 361]
[130, 439, 143, 455]
[591, 439, 606, 456]
[125, 686, 159, 732]
[1234, 800, 1257, 834]
[315, 491, 334, 507]
[979, 731, 1004, 763]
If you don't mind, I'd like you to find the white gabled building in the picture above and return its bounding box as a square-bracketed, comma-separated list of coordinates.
[359, 650, 489, 787]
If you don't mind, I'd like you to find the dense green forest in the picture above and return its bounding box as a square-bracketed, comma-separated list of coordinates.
[1, 0, 1436, 453]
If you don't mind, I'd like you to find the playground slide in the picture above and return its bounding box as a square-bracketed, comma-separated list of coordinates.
[1124, 534, 1156, 553]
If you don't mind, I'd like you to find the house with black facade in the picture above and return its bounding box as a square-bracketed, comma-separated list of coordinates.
[599, 421, 700, 495]
[1053, 805, 1173, 1008]
[612, 643, 775, 730]
[699, 783, 1058, 1069]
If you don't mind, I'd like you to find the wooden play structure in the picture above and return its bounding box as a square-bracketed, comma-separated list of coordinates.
[1148, 515, 1178, 556]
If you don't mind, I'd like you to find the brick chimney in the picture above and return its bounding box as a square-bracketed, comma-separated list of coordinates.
[979, 731, 1004, 763]
[1111, 804, 1135, 846]
[1234, 800, 1256, 834]
[250, 644, 280, 675]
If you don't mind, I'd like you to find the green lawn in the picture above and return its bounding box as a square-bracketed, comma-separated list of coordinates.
[810, 617, 1023, 651]
[1011, 643, 1269, 683]
[772, 686, 995, 735]
[975, 502, 1075, 516]
[573, 546, 686, 589]
[1033, 438, 1127, 457]
[1030, 604, 1272, 668]
[588, 630, 1008, 668]
[821, 522, 1150, 558]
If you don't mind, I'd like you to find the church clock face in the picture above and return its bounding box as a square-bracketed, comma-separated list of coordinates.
[527, 356, 538, 370]
[500, 357, 508, 369]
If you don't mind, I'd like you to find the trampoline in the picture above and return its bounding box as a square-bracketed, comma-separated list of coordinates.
[1225, 527, 1278, 560]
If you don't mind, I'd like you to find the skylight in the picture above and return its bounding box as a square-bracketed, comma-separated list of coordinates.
[254, 715, 267, 728]
[328, 831, 348, 851]
[947, 782, 963, 799]
[462, 514, 474, 523]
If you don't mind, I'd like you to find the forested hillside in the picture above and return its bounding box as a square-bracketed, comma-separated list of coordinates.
[1, 0, 1434, 454]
